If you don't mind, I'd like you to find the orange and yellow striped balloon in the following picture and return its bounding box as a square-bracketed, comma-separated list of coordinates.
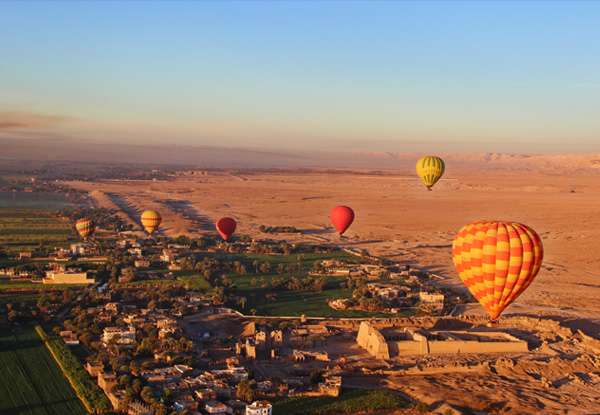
[452, 221, 543, 320]
[141, 210, 162, 235]
[416, 156, 445, 190]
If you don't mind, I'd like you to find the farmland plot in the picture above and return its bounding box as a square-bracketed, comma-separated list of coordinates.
[0, 326, 88, 415]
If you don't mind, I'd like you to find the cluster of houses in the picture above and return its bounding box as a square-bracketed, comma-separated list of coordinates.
[87, 359, 274, 414]
[329, 280, 445, 314]
[318, 260, 422, 279]
[79, 301, 276, 414]
[73, 295, 346, 414]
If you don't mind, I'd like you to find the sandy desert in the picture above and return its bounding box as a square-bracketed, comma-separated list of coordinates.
[56, 150, 600, 414]
[64, 151, 600, 320]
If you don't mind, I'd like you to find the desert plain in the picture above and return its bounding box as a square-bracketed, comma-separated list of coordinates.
[65, 152, 600, 320]
[58, 150, 600, 414]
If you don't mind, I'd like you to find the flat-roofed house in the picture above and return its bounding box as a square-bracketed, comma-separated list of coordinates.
[246, 400, 273, 415]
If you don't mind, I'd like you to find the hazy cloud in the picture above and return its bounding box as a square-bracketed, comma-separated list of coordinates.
[0, 111, 73, 130]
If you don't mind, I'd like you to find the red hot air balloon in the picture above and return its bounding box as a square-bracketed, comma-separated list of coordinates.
[330, 206, 355, 235]
[216, 217, 237, 240]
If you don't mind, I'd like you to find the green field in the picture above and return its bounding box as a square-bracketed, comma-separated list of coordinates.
[272, 388, 411, 415]
[113, 269, 212, 290]
[0, 292, 42, 306]
[199, 252, 411, 318]
[0, 326, 88, 415]
[0, 192, 77, 255]
[0, 192, 71, 210]
[0, 214, 75, 253]
[0, 281, 88, 290]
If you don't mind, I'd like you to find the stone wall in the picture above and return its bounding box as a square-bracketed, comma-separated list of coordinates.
[358, 322, 529, 358]
[357, 321, 390, 359]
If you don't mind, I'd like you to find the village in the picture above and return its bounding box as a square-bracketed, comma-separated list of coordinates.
[0, 213, 479, 415]
[4, 200, 598, 415]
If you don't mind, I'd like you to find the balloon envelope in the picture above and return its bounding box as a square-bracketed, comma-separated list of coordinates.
[75, 219, 95, 240]
[141, 210, 162, 235]
[416, 156, 445, 190]
[216, 217, 237, 240]
[452, 220, 543, 320]
[330, 206, 355, 235]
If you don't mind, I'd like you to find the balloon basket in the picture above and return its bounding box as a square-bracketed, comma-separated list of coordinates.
[487, 319, 499, 328]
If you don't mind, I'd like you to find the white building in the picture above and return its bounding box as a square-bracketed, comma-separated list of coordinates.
[246, 401, 272, 415]
[419, 292, 445, 309]
[43, 271, 94, 284]
[71, 244, 86, 255]
[102, 326, 136, 345]
[205, 400, 227, 414]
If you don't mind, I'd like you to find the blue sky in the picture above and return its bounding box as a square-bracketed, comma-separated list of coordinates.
[1, 1, 599, 154]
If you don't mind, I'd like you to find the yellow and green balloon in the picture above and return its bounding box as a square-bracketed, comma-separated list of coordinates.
[416, 156, 445, 190]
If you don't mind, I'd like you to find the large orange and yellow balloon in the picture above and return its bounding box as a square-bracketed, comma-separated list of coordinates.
[141, 210, 162, 235]
[75, 219, 95, 240]
[416, 156, 445, 190]
[452, 221, 543, 320]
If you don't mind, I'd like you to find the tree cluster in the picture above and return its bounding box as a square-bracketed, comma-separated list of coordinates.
[258, 225, 299, 234]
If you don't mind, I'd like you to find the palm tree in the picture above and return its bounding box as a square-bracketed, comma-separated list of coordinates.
[250, 308, 257, 316]
[239, 297, 247, 309]
[260, 261, 271, 274]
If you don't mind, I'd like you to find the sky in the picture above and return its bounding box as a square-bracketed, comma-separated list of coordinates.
[1, 1, 599, 155]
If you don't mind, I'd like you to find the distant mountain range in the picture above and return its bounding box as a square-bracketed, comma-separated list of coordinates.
[2, 136, 599, 172]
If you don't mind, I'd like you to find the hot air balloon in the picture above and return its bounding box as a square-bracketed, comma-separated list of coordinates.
[452, 220, 543, 326]
[141, 210, 162, 235]
[416, 156, 445, 190]
[75, 219, 95, 240]
[216, 217, 237, 241]
[330, 206, 355, 235]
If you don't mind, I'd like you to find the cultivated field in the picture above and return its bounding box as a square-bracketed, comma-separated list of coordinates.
[0, 326, 88, 415]
[0, 192, 75, 256]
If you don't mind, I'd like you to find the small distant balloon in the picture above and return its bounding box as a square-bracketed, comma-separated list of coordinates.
[141, 210, 162, 235]
[75, 219, 95, 240]
[416, 156, 445, 190]
[452, 220, 544, 322]
[216, 217, 237, 240]
[330, 206, 355, 235]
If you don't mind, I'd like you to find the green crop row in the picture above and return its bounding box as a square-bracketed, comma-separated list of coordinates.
[35, 325, 112, 413]
[272, 388, 410, 414]
[0, 326, 89, 415]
